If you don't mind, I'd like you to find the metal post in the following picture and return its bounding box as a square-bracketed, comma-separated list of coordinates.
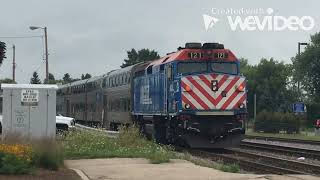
[44, 27, 49, 83]
[297, 42, 308, 101]
[298, 43, 301, 92]
[12, 45, 16, 82]
[254, 93, 256, 122]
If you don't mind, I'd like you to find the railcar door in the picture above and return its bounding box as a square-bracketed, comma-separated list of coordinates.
[66, 99, 70, 116]
[102, 94, 107, 127]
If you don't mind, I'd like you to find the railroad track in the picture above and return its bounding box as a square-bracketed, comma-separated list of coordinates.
[189, 148, 320, 175]
[245, 135, 320, 145]
[240, 140, 320, 160]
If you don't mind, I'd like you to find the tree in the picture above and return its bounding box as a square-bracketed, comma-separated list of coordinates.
[63, 73, 72, 83]
[44, 73, 56, 84]
[0, 78, 16, 84]
[81, 73, 91, 80]
[292, 32, 320, 103]
[0, 41, 6, 66]
[121, 48, 160, 68]
[240, 58, 296, 116]
[30, 72, 41, 84]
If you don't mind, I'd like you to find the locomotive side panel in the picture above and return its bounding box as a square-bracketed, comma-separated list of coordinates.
[133, 73, 166, 115]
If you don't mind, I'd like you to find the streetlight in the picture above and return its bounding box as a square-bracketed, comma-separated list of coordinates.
[29, 26, 49, 83]
[298, 42, 308, 56]
[297, 42, 308, 100]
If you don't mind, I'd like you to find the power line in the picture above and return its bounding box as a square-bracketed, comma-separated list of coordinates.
[0, 35, 43, 39]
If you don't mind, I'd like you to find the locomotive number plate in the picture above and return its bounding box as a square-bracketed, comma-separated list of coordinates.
[213, 52, 228, 59]
[188, 52, 203, 59]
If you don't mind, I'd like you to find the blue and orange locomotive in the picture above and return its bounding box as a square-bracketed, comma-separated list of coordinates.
[133, 43, 247, 148]
[57, 42, 247, 148]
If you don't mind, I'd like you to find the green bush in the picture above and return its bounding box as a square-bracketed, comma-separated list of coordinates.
[0, 152, 33, 174]
[254, 110, 301, 133]
[0, 138, 64, 175]
[219, 163, 240, 173]
[306, 103, 320, 127]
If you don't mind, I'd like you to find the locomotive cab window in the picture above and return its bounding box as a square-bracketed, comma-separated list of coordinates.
[210, 62, 238, 75]
[177, 62, 207, 75]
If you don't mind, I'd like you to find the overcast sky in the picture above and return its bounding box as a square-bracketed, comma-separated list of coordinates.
[0, 0, 319, 83]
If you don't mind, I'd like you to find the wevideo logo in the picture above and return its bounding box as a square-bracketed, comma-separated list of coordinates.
[203, 8, 315, 32]
[203, 14, 219, 31]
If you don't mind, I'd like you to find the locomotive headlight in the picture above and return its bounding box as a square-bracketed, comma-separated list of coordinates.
[185, 103, 191, 109]
[236, 85, 245, 92]
[239, 103, 245, 109]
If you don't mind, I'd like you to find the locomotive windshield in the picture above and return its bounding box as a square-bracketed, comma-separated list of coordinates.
[177, 62, 238, 75]
[210, 62, 237, 74]
[177, 62, 207, 74]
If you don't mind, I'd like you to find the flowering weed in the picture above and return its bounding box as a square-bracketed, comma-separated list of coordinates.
[63, 127, 174, 163]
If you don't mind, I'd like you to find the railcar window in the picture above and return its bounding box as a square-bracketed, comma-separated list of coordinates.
[177, 62, 207, 74]
[210, 62, 238, 74]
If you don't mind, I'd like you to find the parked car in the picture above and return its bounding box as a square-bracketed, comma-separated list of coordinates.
[56, 114, 76, 132]
[0, 114, 76, 134]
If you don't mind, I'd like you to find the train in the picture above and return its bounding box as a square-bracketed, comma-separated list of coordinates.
[57, 42, 248, 148]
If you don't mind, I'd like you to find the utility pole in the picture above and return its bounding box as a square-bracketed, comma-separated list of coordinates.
[44, 27, 49, 83]
[297, 42, 308, 100]
[12, 45, 16, 82]
[29, 26, 49, 83]
[254, 93, 257, 122]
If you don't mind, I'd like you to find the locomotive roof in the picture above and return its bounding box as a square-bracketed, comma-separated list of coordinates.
[147, 48, 238, 68]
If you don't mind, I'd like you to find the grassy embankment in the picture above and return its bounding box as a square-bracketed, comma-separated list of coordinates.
[63, 126, 240, 172]
[246, 128, 320, 141]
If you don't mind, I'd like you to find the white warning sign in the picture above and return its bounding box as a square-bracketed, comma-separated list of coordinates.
[21, 89, 39, 106]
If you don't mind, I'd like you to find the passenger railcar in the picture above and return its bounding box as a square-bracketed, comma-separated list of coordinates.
[85, 75, 104, 124]
[57, 76, 105, 126]
[103, 66, 132, 130]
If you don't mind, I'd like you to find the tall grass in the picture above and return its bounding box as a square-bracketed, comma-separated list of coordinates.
[63, 126, 174, 163]
[31, 139, 64, 170]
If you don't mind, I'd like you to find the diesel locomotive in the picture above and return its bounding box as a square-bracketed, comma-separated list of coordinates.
[57, 42, 248, 148]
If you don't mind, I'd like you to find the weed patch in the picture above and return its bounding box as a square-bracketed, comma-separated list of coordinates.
[63, 126, 174, 164]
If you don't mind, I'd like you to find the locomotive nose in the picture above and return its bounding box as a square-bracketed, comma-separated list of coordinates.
[181, 73, 246, 112]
